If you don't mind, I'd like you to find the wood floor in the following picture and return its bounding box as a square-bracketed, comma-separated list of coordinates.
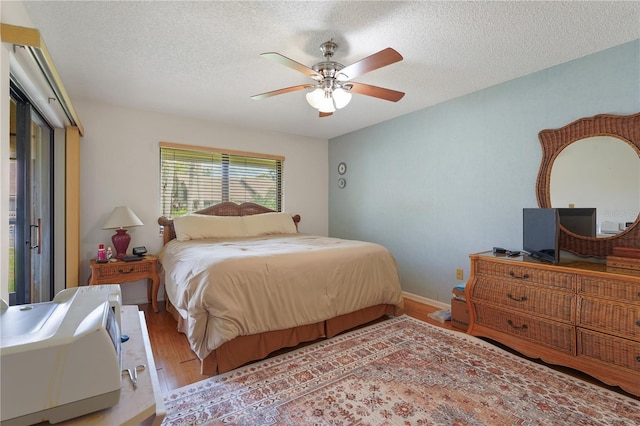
[139, 298, 638, 400]
[139, 297, 448, 393]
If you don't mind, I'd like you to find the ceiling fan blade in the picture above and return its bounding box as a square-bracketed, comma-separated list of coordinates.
[337, 48, 403, 81]
[348, 82, 405, 102]
[251, 84, 314, 100]
[319, 111, 333, 118]
[261, 52, 323, 81]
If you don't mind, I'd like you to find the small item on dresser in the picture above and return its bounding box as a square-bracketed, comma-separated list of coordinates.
[97, 244, 108, 263]
[106, 246, 113, 260]
[132, 246, 147, 257]
[600, 221, 619, 234]
[121, 255, 143, 262]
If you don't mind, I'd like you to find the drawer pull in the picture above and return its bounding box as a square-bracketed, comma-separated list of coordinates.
[118, 268, 134, 274]
[507, 293, 528, 302]
[636, 320, 640, 327]
[637, 355, 640, 363]
[507, 320, 528, 330]
[509, 271, 529, 280]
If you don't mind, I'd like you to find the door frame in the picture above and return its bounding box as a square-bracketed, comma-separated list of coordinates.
[10, 82, 54, 305]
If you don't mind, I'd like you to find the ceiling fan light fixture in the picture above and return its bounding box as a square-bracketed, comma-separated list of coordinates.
[305, 88, 325, 109]
[317, 94, 336, 113]
[332, 87, 352, 109]
[306, 87, 336, 112]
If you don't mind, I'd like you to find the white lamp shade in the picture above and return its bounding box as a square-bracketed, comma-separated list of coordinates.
[102, 206, 143, 229]
[317, 96, 336, 113]
[332, 88, 352, 109]
[305, 88, 325, 109]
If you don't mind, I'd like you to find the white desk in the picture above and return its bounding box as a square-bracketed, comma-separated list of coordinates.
[62, 306, 165, 425]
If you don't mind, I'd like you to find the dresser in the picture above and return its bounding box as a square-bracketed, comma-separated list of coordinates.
[466, 251, 640, 397]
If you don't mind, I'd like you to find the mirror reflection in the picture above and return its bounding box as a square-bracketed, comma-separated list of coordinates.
[550, 136, 640, 237]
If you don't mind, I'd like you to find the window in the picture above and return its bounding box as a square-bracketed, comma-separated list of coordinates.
[160, 142, 283, 218]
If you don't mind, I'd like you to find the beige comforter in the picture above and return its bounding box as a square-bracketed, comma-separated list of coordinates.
[159, 234, 404, 360]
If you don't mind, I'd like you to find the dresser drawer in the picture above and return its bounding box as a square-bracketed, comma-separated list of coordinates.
[474, 304, 576, 354]
[577, 328, 640, 373]
[578, 276, 640, 303]
[471, 278, 575, 322]
[475, 260, 575, 291]
[578, 296, 640, 341]
[94, 261, 153, 280]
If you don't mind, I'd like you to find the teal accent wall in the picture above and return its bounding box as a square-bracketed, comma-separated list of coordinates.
[328, 40, 640, 302]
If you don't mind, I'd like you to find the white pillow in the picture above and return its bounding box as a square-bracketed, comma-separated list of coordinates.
[242, 212, 297, 236]
[173, 214, 248, 241]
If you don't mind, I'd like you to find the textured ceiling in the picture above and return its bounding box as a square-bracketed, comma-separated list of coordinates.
[20, 1, 640, 140]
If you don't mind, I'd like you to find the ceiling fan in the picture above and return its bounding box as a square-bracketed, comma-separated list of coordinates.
[251, 40, 405, 117]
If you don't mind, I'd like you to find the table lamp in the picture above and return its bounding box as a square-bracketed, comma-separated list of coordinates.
[102, 206, 143, 258]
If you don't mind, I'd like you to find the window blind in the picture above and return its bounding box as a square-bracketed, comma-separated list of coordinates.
[160, 144, 283, 218]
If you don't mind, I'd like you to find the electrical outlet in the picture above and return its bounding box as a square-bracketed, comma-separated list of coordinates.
[456, 268, 464, 280]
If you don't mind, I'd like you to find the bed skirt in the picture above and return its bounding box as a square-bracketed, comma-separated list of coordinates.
[166, 300, 399, 375]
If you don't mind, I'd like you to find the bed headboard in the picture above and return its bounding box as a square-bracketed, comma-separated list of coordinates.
[157, 201, 301, 245]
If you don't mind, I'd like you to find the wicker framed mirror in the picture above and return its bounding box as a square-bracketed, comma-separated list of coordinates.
[536, 112, 640, 258]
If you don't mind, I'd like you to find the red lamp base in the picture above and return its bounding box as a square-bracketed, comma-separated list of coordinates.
[111, 229, 131, 259]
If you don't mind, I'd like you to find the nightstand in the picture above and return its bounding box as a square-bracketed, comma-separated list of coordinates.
[89, 255, 160, 312]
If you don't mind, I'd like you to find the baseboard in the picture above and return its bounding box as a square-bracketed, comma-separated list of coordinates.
[402, 291, 450, 310]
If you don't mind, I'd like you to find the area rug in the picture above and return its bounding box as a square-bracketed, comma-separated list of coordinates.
[162, 315, 640, 425]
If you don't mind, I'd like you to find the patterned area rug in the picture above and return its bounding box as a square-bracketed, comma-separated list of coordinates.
[162, 315, 639, 425]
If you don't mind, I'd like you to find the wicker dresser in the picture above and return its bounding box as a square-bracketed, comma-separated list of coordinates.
[466, 251, 640, 397]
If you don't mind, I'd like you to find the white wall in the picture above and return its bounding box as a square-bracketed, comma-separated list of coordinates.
[329, 40, 640, 303]
[75, 100, 328, 303]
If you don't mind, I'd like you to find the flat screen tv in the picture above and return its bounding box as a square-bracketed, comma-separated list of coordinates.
[523, 208, 559, 264]
[557, 208, 596, 237]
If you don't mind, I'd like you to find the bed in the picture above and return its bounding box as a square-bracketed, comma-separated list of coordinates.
[157, 202, 404, 375]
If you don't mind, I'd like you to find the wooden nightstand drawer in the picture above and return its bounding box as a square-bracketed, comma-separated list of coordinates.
[474, 303, 576, 354]
[471, 278, 575, 322]
[94, 261, 152, 280]
[577, 328, 640, 373]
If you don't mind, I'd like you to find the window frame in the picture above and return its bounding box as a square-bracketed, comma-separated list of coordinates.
[159, 142, 284, 218]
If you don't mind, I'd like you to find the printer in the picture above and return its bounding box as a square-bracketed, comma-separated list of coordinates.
[1, 285, 122, 425]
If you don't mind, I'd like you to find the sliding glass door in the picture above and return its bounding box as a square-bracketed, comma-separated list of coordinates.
[9, 85, 54, 305]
